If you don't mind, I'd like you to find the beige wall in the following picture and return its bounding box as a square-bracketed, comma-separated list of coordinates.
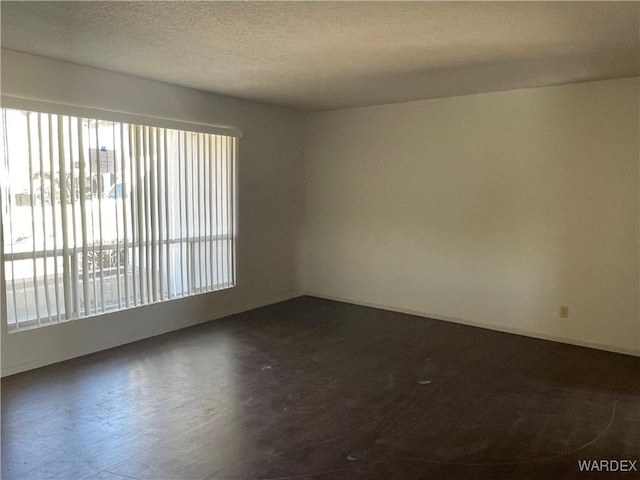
[302, 78, 640, 355]
[1, 50, 305, 376]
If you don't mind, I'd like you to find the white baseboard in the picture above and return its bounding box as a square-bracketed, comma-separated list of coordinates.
[305, 291, 640, 358]
[5, 290, 636, 377]
[1, 292, 302, 377]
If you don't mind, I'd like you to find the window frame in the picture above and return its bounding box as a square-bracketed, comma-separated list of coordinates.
[0, 96, 241, 332]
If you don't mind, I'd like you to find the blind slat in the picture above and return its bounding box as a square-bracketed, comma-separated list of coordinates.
[26, 114, 42, 326]
[69, 117, 80, 318]
[48, 116, 62, 321]
[87, 120, 98, 315]
[95, 121, 105, 313]
[57, 116, 72, 319]
[164, 130, 172, 299]
[2, 111, 19, 326]
[178, 132, 186, 296]
[112, 122, 122, 311]
[129, 124, 138, 307]
[121, 123, 130, 309]
[155, 128, 164, 301]
[150, 127, 158, 302]
[38, 114, 53, 320]
[78, 117, 90, 317]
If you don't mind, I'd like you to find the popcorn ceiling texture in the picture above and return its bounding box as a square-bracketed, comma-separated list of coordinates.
[1, 1, 638, 111]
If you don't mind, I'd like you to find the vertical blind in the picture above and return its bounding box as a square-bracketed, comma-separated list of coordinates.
[1, 107, 236, 330]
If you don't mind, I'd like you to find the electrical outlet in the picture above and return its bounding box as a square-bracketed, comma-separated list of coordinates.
[559, 306, 569, 319]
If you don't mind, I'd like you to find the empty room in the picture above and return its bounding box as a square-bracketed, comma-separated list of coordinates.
[1, 2, 639, 479]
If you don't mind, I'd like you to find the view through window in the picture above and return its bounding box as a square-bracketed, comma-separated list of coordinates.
[1, 107, 236, 330]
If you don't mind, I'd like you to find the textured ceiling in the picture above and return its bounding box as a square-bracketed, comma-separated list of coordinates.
[1, 1, 639, 111]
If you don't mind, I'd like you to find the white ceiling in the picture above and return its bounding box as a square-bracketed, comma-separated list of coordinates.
[1, 1, 639, 111]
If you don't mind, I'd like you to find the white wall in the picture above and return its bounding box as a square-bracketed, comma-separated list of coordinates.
[2, 52, 638, 376]
[1, 50, 305, 376]
[302, 78, 640, 356]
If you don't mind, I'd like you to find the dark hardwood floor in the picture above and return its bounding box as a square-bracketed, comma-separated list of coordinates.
[2, 296, 639, 480]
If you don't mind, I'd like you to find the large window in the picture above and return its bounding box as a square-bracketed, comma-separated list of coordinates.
[1, 105, 237, 331]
